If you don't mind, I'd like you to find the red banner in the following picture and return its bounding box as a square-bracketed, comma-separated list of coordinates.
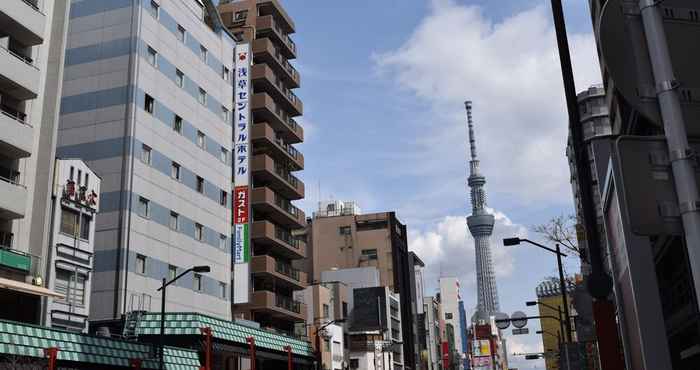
[442, 341, 450, 369]
[234, 186, 249, 224]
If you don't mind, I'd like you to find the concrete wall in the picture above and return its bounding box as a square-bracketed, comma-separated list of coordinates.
[439, 277, 462, 361]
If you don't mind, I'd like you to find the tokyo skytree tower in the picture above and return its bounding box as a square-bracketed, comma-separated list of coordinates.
[465, 101, 501, 320]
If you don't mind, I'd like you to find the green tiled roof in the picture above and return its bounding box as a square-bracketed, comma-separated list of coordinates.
[0, 320, 200, 370]
[137, 313, 314, 357]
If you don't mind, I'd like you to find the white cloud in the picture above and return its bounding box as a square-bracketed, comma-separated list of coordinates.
[409, 209, 528, 296]
[505, 334, 546, 369]
[374, 0, 601, 211]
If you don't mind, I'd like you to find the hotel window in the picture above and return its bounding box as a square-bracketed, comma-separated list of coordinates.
[141, 144, 152, 164]
[222, 106, 229, 123]
[136, 255, 147, 274]
[219, 234, 227, 249]
[173, 115, 183, 134]
[138, 197, 150, 218]
[80, 214, 90, 240]
[194, 273, 203, 291]
[60, 208, 79, 236]
[195, 223, 203, 241]
[220, 190, 228, 206]
[198, 88, 207, 105]
[176, 69, 184, 88]
[197, 131, 206, 149]
[196, 176, 204, 193]
[144, 94, 154, 114]
[147, 46, 157, 66]
[171, 162, 181, 180]
[220, 148, 229, 163]
[223, 66, 230, 81]
[168, 265, 177, 281]
[199, 45, 208, 62]
[148, 0, 159, 19]
[220, 282, 227, 298]
[169, 211, 179, 230]
[177, 25, 186, 43]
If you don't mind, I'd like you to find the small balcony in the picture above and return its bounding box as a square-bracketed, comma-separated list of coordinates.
[0, 43, 40, 100]
[251, 187, 305, 228]
[252, 38, 300, 88]
[251, 154, 304, 200]
[251, 93, 303, 144]
[255, 15, 296, 59]
[251, 122, 303, 170]
[0, 167, 26, 220]
[251, 63, 303, 116]
[251, 220, 305, 259]
[250, 255, 307, 290]
[0, 0, 46, 46]
[248, 290, 306, 322]
[0, 105, 32, 158]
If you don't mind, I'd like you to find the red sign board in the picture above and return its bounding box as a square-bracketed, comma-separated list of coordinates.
[234, 186, 249, 224]
[442, 341, 450, 369]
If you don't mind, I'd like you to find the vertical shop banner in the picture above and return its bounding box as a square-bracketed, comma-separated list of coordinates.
[233, 43, 251, 304]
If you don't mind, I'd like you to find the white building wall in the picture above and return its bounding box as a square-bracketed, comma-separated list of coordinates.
[439, 277, 462, 360]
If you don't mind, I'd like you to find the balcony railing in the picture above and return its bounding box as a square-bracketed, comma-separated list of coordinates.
[275, 259, 300, 281]
[275, 226, 299, 249]
[0, 231, 13, 249]
[1, 105, 29, 125]
[0, 167, 22, 187]
[0, 247, 40, 276]
[274, 163, 300, 188]
[274, 193, 299, 217]
[275, 294, 301, 314]
[0, 44, 38, 70]
[273, 137, 301, 160]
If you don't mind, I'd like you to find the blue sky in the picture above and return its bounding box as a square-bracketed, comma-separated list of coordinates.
[280, 1, 601, 368]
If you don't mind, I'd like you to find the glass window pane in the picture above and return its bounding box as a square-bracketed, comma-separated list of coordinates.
[80, 214, 90, 240]
[60, 208, 78, 236]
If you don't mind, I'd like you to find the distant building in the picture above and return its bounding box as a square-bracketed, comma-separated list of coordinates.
[45, 159, 101, 332]
[424, 296, 443, 370]
[348, 287, 404, 370]
[309, 203, 417, 369]
[58, 0, 236, 321]
[439, 277, 463, 369]
[535, 278, 577, 370]
[410, 252, 427, 370]
[0, 0, 71, 324]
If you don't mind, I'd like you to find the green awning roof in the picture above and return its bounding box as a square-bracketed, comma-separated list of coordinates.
[0, 320, 200, 370]
[136, 313, 314, 357]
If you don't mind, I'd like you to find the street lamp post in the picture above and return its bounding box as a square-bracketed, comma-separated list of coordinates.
[504, 238, 572, 342]
[156, 265, 211, 370]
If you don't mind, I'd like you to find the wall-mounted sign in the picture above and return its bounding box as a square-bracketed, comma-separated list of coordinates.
[233, 43, 252, 304]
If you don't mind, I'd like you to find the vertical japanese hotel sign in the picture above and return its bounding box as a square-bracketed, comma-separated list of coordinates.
[233, 43, 251, 304]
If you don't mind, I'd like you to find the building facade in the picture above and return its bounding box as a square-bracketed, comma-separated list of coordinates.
[217, 0, 307, 335]
[45, 159, 100, 332]
[309, 203, 417, 369]
[348, 286, 404, 370]
[439, 277, 463, 368]
[0, 0, 71, 325]
[57, 0, 235, 320]
[424, 296, 443, 370]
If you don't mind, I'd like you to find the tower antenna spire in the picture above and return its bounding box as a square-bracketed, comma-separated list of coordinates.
[465, 101, 501, 322]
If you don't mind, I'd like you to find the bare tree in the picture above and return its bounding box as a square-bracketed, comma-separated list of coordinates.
[532, 214, 582, 258]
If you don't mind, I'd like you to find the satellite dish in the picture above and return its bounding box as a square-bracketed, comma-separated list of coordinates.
[494, 312, 510, 330]
[511, 311, 528, 329]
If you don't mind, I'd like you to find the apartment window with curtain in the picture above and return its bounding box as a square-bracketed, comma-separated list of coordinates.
[176, 69, 184, 88]
[194, 274, 203, 291]
[177, 25, 186, 42]
[136, 254, 147, 274]
[141, 144, 152, 164]
[147, 46, 157, 66]
[145, 94, 154, 114]
[199, 45, 208, 62]
[169, 211, 179, 230]
[149, 0, 159, 18]
[138, 197, 150, 218]
[197, 131, 206, 149]
[168, 265, 177, 281]
[173, 115, 183, 134]
[195, 223, 203, 241]
[198, 89, 207, 105]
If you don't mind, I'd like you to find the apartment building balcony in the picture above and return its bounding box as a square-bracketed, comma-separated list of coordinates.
[250, 255, 307, 290]
[0, 246, 39, 278]
[0, 168, 26, 220]
[252, 38, 300, 88]
[0, 106, 32, 159]
[251, 220, 305, 260]
[248, 290, 306, 322]
[251, 122, 303, 170]
[0, 44, 40, 100]
[0, 0, 46, 46]
[255, 15, 296, 59]
[251, 64, 303, 116]
[251, 93, 303, 144]
[251, 154, 304, 200]
[251, 187, 305, 229]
